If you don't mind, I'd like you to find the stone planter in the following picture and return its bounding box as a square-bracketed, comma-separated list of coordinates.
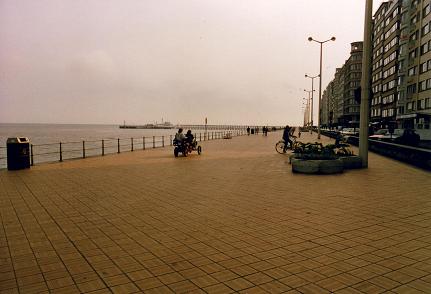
[339, 155, 362, 169]
[291, 158, 344, 174]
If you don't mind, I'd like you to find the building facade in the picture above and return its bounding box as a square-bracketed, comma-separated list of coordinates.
[320, 0, 431, 140]
[321, 43, 362, 129]
[396, 0, 431, 139]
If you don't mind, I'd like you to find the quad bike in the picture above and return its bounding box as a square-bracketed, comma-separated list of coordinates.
[173, 139, 202, 157]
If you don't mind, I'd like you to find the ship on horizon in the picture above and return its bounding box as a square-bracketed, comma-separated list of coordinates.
[120, 120, 175, 129]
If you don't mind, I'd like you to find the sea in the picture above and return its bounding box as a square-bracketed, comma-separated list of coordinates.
[0, 123, 229, 168]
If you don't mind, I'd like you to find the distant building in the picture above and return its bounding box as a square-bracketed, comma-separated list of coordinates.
[340, 42, 363, 127]
[321, 43, 362, 129]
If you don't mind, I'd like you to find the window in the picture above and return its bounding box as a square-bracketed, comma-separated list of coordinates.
[384, 36, 399, 52]
[408, 66, 417, 76]
[384, 51, 397, 65]
[424, 4, 431, 17]
[407, 102, 413, 110]
[409, 48, 418, 59]
[422, 22, 430, 36]
[419, 80, 427, 91]
[426, 98, 431, 108]
[421, 42, 429, 54]
[383, 66, 396, 79]
[420, 61, 428, 73]
[383, 94, 395, 104]
[410, 30, 419, 41]
[385, 21, 399, 39]
[421, 40, 430, 55]
[407, 84, 417, 94]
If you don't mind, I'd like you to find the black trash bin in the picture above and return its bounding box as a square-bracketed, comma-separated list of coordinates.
[7, 137, 30, 170]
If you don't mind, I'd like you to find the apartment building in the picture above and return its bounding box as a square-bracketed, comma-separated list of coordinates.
[333, 67, 345, 127]
[320, 42, 362, 129]
[321, 0, 431, 140]
[370, 0, 431, 139]
[396, 0, 431, 139]
[371, 1, 403, 129]
[338, 42, 363, 127]
[320, 81, 335, 128]
[371, 2, 389, 126]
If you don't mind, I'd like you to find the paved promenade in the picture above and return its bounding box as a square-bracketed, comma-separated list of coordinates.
[1, 131, 431, 294]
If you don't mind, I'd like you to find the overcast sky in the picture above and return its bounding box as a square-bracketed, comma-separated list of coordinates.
[0, 0, 384, 126]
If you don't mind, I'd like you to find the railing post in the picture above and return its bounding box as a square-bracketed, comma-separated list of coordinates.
[131, 138, 134, 151]
[212, 132, 214, 140]
[59, 142, 63, 162]
[102, 140, 105, 156]
[199, 133, 202, 141]
[143, 137, 145, 150]
[170, 135, 173, 146]
[30, 144, 34, 166]
[117, 138, 120, 153]
[153, 136, 155, 148]
[83, 141, 85, 158]
[162, 136, 164, 147]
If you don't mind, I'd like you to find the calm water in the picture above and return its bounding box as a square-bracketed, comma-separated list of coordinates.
[0, 123, 234, 168]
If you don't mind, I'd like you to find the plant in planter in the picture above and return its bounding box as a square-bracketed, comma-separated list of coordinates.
[290, 141, 361, 172]
[290, 142, 343, 174]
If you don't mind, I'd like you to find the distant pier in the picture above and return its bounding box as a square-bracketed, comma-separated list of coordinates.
[177, 124, 282, 130]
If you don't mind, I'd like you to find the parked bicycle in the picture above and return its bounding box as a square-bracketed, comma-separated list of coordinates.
[275, 135, 298, 154]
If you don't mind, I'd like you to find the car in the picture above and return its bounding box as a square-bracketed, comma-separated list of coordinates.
[378, 129, 404, 142]
[369, 129, 389, 139]
[394, 129, 420, 146]
[341, 128, 359, 136]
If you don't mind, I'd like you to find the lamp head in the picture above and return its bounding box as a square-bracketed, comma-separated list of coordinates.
[308, 37, 313, 41]
[331, 36, 336, 41]
[305, 74, 308, 77]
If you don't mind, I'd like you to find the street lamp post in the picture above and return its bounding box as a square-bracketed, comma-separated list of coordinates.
[304, 89, 314, 132]
[302, 98, 309, 127]
[305, 74, 319, 133]
[359, 0, 373, 168]
[308, 36, 336, 139]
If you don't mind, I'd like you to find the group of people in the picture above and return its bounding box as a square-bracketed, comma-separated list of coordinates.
[246, 126, 269, 136]
[174, 128, 195, 146]
[176, 126, 296, 153]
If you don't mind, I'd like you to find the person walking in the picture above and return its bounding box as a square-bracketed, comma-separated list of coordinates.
[247, 126, 250, 136]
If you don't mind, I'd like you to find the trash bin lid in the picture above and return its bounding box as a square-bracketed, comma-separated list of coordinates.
[7, 137, 29, 143]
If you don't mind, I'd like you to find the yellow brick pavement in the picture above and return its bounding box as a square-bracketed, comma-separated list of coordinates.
[0, 131, 431, 293]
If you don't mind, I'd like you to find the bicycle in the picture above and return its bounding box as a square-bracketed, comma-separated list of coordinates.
[275, 135, 297, 154]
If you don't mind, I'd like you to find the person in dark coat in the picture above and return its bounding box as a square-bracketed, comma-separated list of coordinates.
[282, 125, 291, 152]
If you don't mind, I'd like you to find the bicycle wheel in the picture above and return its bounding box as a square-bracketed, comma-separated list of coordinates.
[275, 141, 286, 154]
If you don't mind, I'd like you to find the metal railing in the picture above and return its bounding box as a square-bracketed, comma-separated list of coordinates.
[25, 130, 246, 167]
[0, 146, 6, 167]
